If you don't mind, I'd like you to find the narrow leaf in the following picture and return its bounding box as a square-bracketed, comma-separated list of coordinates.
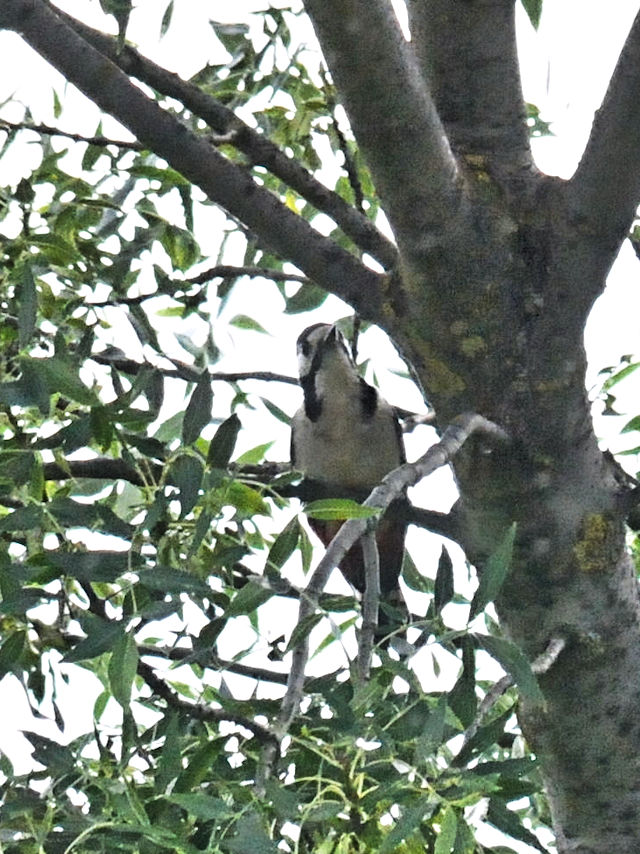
[469, 523, 516, 621]
[182, 374, 213, 445]
[434, 545, 454, 614]
[17, 264, 37, 350]
[486, 799, 547, 852]
[305, 498, 379, 521]
[520, 0, 543, 29]
[267, 517, 300, 571]
[160, 0, 174, 36]
[225, 580, 273, 618]
[475, 634, 544, 706]
[207, 413, 241, 468]
[434, 806, 458, 854]
[108, 630, 139, 708]
[168, 453, 204, 517]
[448, 637, 476, 728]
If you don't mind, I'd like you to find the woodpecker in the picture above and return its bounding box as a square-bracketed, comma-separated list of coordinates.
[290, 322, 407, 622]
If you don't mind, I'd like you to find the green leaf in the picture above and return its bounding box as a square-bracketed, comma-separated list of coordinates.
[234, 440, 273, 465]
[229, 314, 268, 333]
[137, 566, 212, 597]
[305, 498, 379, 521]
[160, 223, 200, 271]
[267, 517, 300, 570]
[519, 0, 542, 29]
[225, 810, 279, 854]
[261, 397, 291, 424]
[415, 694, 447, 759]
[379, 800, 430, 854]
[182, 374, 213, 445]
[0, 631, 27, 677]
[45, 549, 138, 582]
[35, 355, 100, 406]
[601, 361, 640, 391]
[622, 414, 640, 434]
[434, 545, 454, 613]
[486, 799, 547, 852]
[64, 617, 124, 663]
[169, 453, 204, 517]
[402, 551, 433, 593]
[434, 806, 458, 854]
[469, 523, 516, 621]
[225, 580, 273, 618]
[284, 282, 328, 313]
[474, 634, 544, 706]
[0, 361, 50, 414]
[108, 630, 139, 708]
[0, 503, 44, 532]
[286, 611, 323, 652]
[160, 0, 174, 36]
[17, 264, 37, 350]
[207, 413, 241, 468]
[168, 793, 228, 820]
[448, 636, 476, 728]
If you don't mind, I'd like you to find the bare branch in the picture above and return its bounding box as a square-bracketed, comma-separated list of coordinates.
[185, 265, 311, 287]
[42, 458, 153, 486]
[278, 413, 508, 733]
[139, 644, 290, 686]
[137, 660, 277, 745]
[41, 3, 398, 270]
[357, 531, 380, 682]
[0, 118, 143, 150]
[90, 352, 299, 386]
[568, 11, 640, 274]
[0, 0, 385, 315]
[303, 0, 462, 256]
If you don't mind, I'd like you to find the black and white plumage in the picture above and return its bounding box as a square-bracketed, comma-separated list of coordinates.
[290, 322, 407, 610]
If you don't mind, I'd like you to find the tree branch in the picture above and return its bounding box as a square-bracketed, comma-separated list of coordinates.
[303, 0, 463, 256]
[568, 10, 640, 271]
[136, 660, 277, 745]
[277, 414, 508, 735]
[0, 118, 143, 150]
[406, 0, 534, 186]
[139, 644, 290, 686]
[356, 531, 380, 682]
[40, 3, 398, 271]
[91, 351, 299, 387]
[185, 265, 311, 288]
[0, 0, 384, 316]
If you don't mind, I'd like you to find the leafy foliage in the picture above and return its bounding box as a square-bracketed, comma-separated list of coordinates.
[0, 4, 558, 852]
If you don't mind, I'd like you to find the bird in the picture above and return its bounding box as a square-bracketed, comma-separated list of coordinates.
[290, 322, 408, 629]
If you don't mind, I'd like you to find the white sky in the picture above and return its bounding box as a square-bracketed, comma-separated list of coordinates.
[1, 2, 640, 851]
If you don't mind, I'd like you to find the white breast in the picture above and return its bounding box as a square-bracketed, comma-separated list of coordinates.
[291, 390, 403, 489]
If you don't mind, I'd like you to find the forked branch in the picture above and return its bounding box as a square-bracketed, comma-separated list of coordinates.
[276, 414, 509, 744]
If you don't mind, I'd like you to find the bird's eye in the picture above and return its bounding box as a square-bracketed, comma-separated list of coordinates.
[300, 341, 310, 357]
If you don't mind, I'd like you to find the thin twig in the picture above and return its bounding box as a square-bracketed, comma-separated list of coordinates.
[139, 644, 290, 686]
[91, 352, 299, 386]
[137, 659, 277, 745]
[185, 265, 311, 287]
[87, 266, 311, 308]
[0, 118, 143, 150]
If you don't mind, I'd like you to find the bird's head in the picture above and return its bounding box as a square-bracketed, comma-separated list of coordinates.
[296, 323, 354, 383]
